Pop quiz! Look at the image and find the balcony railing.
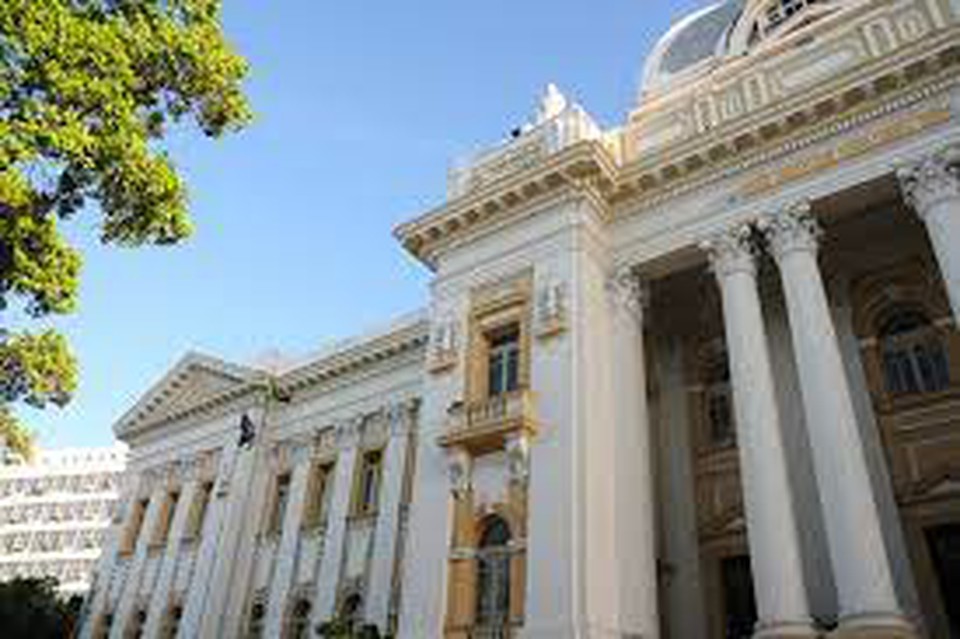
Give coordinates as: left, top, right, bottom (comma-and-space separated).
447, 106, 601, 199
438, 390, 537, 454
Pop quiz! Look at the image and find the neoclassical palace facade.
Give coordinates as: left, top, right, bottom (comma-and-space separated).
82, 0, 960, 637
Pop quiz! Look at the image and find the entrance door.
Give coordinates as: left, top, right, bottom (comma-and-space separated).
926, 524, 960, 639
720, 555, 757, 639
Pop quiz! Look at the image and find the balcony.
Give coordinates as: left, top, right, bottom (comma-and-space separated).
438, 390, 537, 455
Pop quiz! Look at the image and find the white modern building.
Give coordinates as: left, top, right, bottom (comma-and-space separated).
0, 445, 127, 595
83, 0, 960, 637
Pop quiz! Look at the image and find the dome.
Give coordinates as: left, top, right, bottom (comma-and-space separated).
640, 0, 745, 97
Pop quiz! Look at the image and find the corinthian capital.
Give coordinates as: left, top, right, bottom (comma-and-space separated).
700, 222, 757, 279
898, 147, 960, 217
760, 200, 822, 261
607, 265, 648, 323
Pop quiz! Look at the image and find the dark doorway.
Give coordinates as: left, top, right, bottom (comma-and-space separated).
721, 555, 758, 639
926, 524, 960, 639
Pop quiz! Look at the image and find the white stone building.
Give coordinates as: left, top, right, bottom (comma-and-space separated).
82, 1, 960, 637
0, 445, 126, 595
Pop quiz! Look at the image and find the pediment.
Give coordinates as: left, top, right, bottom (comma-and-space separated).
115, 352, 263, 437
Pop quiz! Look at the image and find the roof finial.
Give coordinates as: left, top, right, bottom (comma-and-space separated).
537, 83, 568, 124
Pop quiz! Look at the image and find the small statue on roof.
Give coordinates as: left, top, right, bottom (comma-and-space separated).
537, 83, 569, 124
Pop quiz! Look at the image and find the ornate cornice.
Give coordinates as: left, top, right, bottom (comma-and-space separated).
397, 14, 960, 267
394, 141, 618, 269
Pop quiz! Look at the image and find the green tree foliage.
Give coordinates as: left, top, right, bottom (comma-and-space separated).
0, 577, 81, 638
0, 0, 252, 452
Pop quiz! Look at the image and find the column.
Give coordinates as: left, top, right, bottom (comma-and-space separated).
111, 473, 167, 639
898, 145, 960, 324
143, 460, 201, 639
655, 336, 708, 639
313, 417, 361, 622
607, 267, 659, 638
762, 203, 915, 637
79, 472, 143, 639
178, 448, 231, 638
367, 401, 416, 631
701, 224, 815, 638
264, 440, 314, 637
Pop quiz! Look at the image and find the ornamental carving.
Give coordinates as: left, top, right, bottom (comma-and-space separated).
607, 266, 648, 324
505, 435, 531, 486
535, 279, 568, 339
898, 145, 960, 217
700, 223, 758, 279
388, 398, 420, 438
759, 200, 822, 260
446, 448, 472, 499
427, 317, 459, 374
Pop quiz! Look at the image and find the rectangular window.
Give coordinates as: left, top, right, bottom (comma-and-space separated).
353, 451, 383, 517
188, 481, 214, 539
303, 463, 334, 529
486, 324, 521, 397
269, 473, 292, 535
153, 491, 180, 547
121, 498, 149, 554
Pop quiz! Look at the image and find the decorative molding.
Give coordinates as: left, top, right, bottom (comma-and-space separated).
759, 200, 823, 260
742, 107, 952, 198
897, 143, 960, 216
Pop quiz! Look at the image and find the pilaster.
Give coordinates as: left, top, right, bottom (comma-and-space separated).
367, 400, 418, 632
313, 416, 362, 622
264, 439, 315, 638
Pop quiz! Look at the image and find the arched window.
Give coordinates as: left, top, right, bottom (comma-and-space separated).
287, 599, 311, 639
881, 309, 950, 395
475, 516, 512, 629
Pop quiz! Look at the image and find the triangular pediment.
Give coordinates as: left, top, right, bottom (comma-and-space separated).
115, 352, 264, 437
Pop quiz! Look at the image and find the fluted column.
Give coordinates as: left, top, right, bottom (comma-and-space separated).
313, 418, 361, 622
701, 225, 815, 638
607, 266, 659, 638
899, 146, 960, 325
143, 460, 201, 639
264, 439, 315, 637
367, 401, 417, 632
762, 203, 915, 638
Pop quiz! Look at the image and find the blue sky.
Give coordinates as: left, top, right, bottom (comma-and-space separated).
31, 0, 705, 448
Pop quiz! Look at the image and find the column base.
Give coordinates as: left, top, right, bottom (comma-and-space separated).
754, 620, 819, 639
830, 613, 919, 639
